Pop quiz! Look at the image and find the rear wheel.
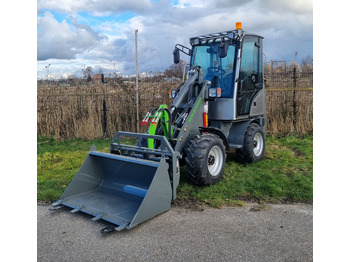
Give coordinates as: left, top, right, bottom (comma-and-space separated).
185, 133, 226, 186
236, 122, 265, 163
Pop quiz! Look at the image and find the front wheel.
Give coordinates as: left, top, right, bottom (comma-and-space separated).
236, 122, 265, 163
185, 133, 226, 186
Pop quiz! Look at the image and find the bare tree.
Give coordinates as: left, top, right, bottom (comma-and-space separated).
82, 66, 93, 82
165, 60, 187, 78
301, 56, 313, 73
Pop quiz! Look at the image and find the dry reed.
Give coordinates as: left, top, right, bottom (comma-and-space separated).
37, 72, 312, 140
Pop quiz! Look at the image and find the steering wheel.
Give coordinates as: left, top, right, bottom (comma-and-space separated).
207, 67, 225, 76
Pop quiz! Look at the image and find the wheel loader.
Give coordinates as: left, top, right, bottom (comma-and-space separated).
52, 22, 266, 233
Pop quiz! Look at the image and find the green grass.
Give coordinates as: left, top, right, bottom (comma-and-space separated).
178, 135, 313, 206
37, 135, 313, 206
37, 137, 111, 201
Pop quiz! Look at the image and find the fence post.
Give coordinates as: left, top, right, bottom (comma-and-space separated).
135, 29, 140, 133
102, 98, 107, 137
292, 67, 297, 133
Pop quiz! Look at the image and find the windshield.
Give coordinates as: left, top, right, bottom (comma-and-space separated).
191, 43, 236, 98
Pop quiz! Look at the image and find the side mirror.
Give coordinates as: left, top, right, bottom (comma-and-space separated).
219, 42, 229, 58
173, 48, 180, 64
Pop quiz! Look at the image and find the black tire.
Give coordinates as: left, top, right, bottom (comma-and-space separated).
236, 122, 265, 163
185, 133, 226, 186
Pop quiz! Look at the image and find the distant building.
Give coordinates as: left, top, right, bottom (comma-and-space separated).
92, 74, 107, 83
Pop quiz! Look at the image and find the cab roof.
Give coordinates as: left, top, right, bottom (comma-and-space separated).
190, 29, 263, 46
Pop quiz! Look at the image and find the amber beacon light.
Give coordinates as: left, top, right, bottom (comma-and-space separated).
236, 22, 242, 29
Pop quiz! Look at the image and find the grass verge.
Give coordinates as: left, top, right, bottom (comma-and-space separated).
37, 135, 312, 207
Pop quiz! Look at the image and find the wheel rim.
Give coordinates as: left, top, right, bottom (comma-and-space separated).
207, 145, 223, 177
253, 132, 264, 156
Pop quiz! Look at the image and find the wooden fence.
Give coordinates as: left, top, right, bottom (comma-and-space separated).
265, 69, 313, 135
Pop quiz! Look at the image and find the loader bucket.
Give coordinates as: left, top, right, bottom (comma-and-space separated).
55, 150, 173, 230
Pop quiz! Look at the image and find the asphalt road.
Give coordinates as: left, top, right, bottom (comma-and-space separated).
37, 202, 312, 261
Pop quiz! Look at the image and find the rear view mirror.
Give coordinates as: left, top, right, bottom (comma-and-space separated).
173, 48, 180, 64
219, 42, 229, 58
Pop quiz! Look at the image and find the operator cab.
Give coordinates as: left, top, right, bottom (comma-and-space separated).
173, 22, 265, 121
190, 40, 236, 98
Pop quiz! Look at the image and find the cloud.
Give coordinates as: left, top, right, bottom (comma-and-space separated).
37, 0, 154, 15
212, 0, 254, 9
263, 0, 313, 14
37, 11, 106, 60
37, 0, 313, 78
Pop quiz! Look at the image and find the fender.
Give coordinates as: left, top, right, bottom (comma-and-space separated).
205, 118, 264, 150
227, 119, 264, 149
199, 126, 230, 151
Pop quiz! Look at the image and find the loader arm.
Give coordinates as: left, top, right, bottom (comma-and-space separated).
173, 78, 211, 153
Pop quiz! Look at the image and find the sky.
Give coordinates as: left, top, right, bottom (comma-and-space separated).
37, 0, 313, 79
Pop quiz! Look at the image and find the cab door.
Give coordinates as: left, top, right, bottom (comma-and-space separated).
236, 35, 263, 117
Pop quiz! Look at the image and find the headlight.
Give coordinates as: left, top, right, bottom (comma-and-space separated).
209, 88, 217, 97
209, 88, 222, 98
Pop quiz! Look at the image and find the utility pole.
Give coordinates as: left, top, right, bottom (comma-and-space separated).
135, 29, 139, 133
45, 64, 51, 87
